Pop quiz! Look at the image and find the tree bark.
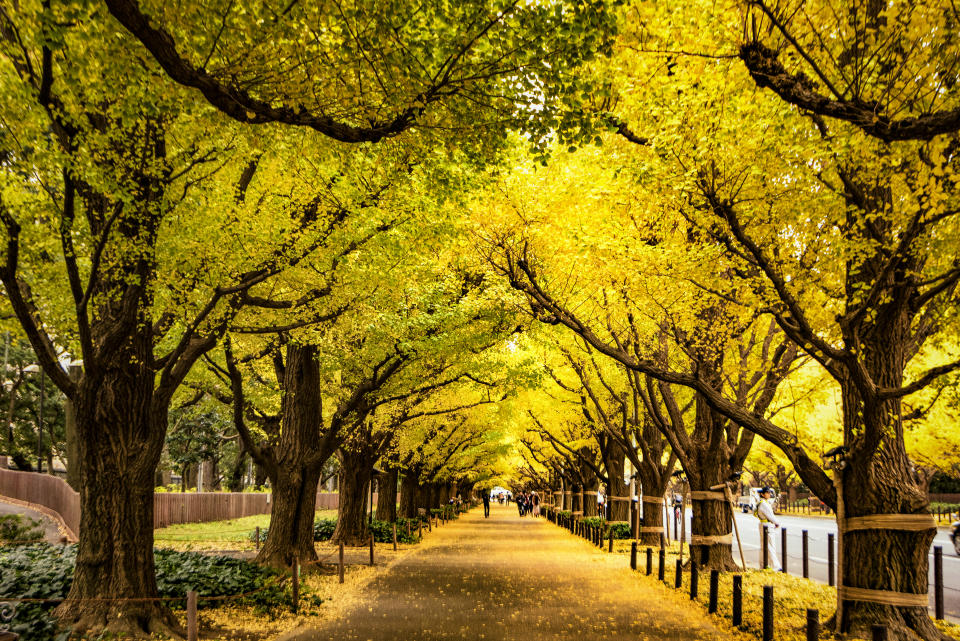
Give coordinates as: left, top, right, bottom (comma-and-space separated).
376, 467, 398, 522
604, 441, 629, 522
54, 367, 179, 637
254, 345, 330, 569
331, 448, 374, 545
399, 472, 421, 519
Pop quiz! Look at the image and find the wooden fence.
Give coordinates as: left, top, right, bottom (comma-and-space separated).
0, 467, 80, 540
0, 466, 391, 536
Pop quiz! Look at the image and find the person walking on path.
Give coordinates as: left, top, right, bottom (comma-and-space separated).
756, 487, 782, 571
482, 490, 491, 518
531, 491, 540, 517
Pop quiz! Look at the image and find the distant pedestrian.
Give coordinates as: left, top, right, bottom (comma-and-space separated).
532, 492, 541, 517
482, 491, 491, 518
756, 487, 782, 571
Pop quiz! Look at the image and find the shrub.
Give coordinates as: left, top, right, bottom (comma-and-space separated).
0, 544, 289, 641
579, 517, 631, 539
251, 516, 423, 544
0, 514, 44, 543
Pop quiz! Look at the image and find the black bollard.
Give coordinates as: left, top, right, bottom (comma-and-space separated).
827, 533, 835, 586
708, 569, 719, 614
631, 541, 638, 570
762, 585, 774, 641
658, 548, 666, 581
675, 559, 683, 588
690, 560, 699, 600
802, 530, 809, 578
806, 609, 819, 641
781, 527, 788, 573
762, 525, 769, 569
646, 547, 653, 575
935, 546, 944, 620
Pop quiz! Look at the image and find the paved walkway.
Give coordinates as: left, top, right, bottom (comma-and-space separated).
285, 504, 738, 641
0, 496, 64, 543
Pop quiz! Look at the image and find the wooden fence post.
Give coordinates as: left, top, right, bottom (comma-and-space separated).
732, 575, 743, 627
369, 534, 375, 566
630, 541, 637, 570
292, 558, 300, 614
675, 559, 683, 588
393, 522, 398, 551
658, 548, 665, 582
255, 526, 260, 552
338, 541, 345, 584
187, 589, 198, 641
762, 525, 769, 569
646, 547, 653, 575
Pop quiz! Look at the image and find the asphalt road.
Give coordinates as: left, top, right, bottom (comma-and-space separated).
669, 509, 959, 620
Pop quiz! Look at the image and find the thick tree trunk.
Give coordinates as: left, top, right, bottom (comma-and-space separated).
226, 447, 246, 492
399, 473, 421, 519
332, 449, 374, 545
833, 369, 945, 641
376, 467, 398, 522
54, 373, 178, 637
583, 476, 599, 517
638, 468, 670, 547
256, 466, 321, 568
684, 396, 740, 571
570, 483, 583, 516
255, 345, 330, 568
604, 443, 629, 522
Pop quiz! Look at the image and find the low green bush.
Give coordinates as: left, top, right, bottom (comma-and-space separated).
0, 514, 44, 543
251, 516, 423, 544
0, 544, 288, 641
579, 517, 631, 539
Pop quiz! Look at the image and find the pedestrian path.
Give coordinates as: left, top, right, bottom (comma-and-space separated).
284, 504, 741, 641
0, 496, 64, 543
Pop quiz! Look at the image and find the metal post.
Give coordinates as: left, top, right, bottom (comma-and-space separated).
935, 546, 944, 620
255, 526, 260, 552
658, 548, 665, 582
646, 547, 653, 575
708, 569, 719, 613
631, 541, 637, 570
338, 541, 345, 584
802, 530, 809, 578
827, 533, 835, 586
732, 575, 743, 627
675, 559, 682, 588
393, 522, 398, 551
608, 531, 613, 553
762, 585, 774, 641
369, 534, 375, 566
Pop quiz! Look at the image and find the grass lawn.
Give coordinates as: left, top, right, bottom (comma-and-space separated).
154, 510, 339, 552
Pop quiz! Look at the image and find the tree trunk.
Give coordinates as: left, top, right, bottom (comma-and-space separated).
570, 483, 583, 516
583, 475, 599, 517
331, 448, 374, 545
638, 468, 670, 547
255, 345, 331, 568
604, 442, 629, 522
256, 465, 321, 568
226, 447, 246, 492
687, 401, 740, 571
833, 368, 945, 640
376, 467, 398, 522
54, 372, 179, 638
399, 472, 421, 519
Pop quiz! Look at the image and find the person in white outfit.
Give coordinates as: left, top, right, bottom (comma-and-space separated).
756, 487, 782, 571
